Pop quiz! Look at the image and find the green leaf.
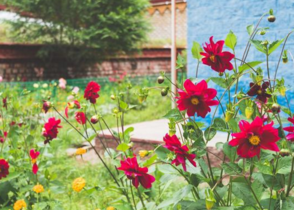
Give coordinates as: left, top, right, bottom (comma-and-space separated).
228, 118, 240, 133
213, 118, 227, 131
204, 127, 216, 141
155, 146, 170, 161
179, 200, 206, 209
277, 156, 292, 174
157, 185, 193, 209
143, 154, 158, 167
223, 142, 237, 162
268, 39, 284, 55
247, 25, 254, 36
221, 162, 242, 175
225, 30, 237, 50
86, 133, 97, 142
191, 41, 203, 60
255, 162, 273, 175
116, 143, 130, 152
163, 108, 183, 121
238, 61, 263, 72
250, 40, 266, 54
282, 197, 294, 210
119, 101, 128, 110
210, 77, 228, 88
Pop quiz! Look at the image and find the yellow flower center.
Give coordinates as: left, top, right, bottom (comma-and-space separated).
31, 159, 37, 164
210, 54, 216, 63
249, 135, 260, 146
257, 90, 262, 95
191, 97, 200, 105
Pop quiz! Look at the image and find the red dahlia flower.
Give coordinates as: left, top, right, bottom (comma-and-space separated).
163, 134, 196, 171
229, 116, 280, 158
283, 117, 294, 142
176, 79, 219, 117
65, 100, 81, 118
42, 117, 62, 144
200, 36, 235, 73
75, 112, 86, 125
42, 101, 51, 113
0, 159, 9, 179
247, 82, 271, 103
118, 156, 155, 189
84, 81, 100, 104
30, 149, 40, 174
0, 131, 7, 143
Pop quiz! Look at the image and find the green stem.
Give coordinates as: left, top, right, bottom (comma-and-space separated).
286, 156, 294, 197
137, 188, 147, 210
196, 60, 200, 78
130, 181, 137, 210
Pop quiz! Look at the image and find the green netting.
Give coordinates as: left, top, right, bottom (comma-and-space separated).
0, 72, 186, 101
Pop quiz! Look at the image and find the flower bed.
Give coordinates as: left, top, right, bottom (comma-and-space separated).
1, 9, 294, 210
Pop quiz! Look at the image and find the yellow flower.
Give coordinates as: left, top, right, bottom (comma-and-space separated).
13, 199, 27, 210
33, 184, 44, 194
76, 148, 87, 156
95, 209, 101, 210
72, 177, 86, 192
139, 150, 149, 158
106, 207, 115, 210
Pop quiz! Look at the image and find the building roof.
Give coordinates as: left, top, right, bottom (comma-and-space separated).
150, 0, 186, 5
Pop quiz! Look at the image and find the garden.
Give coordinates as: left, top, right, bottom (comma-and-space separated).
1, 1, 294, 210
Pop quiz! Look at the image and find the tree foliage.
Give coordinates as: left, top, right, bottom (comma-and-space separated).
2, 0, 150, 67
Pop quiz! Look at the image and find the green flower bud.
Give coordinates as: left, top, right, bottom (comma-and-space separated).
245, 107, 254, 119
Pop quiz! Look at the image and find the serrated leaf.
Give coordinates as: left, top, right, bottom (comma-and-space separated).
223, 142, 237, 162
277, 156, 292, 174
143, 154, 157, 167
221, 162, 242, 175
204, 127, 216, 141
250, 40, 266, 54
211, 77, 228, 88
163, 108, 183, 121
213, 118, 227, 131
239, 61, 263, 72
225, 30, 237, 50
269, 39, 284, 55
191, 41, 203, 60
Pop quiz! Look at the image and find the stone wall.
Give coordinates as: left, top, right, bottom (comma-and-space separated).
0, 44, 184, 81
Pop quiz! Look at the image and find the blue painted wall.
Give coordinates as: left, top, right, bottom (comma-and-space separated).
187, 0, 294, 84
187, 0, 294, 122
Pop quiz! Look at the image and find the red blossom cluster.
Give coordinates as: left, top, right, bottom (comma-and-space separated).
42, 117, 62, 144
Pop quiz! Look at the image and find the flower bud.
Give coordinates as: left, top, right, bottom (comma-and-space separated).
283, 57, 288, 64
219, 72, 224, 76
42, 101, 51, 113
260, 30, 266, 35
127, 142, 134, 148
205, 189, 216, 210
271, 103, 281, 113
279, 149, 290, 157
245, 107, 254, 119
157, 76, 164, 84
261, 40, 269, 46
161, 88, 168, 97
90, 115, 99, 124
110, 95, 116, 100
268, 15, 276, 22
225, 111, 234, 122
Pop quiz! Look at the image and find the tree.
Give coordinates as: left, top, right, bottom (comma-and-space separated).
2, 0, 150, 69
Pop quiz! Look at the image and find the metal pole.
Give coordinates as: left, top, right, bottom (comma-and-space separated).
171, 0, 177, 109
